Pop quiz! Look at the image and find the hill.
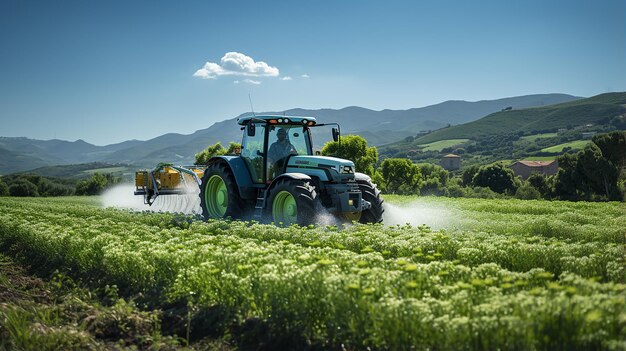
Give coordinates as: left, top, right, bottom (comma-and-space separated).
18, 162, 133, 179
410, 92, 626, 144
380, 92, 626, 168
0, 93, 581, 173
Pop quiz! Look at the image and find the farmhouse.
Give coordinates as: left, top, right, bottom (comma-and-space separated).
510, 160, 559, 179
440, 154, 461, 170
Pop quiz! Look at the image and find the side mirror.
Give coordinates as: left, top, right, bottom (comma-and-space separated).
246, 122, 256, 137
332, 127, 340, 142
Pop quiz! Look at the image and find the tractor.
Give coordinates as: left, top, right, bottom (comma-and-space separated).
135, 115, 384, 226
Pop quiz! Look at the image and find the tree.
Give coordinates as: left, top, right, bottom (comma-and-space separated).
577, 143, 621, 200
321, 135, 378, 175
379, 158, 421, 194
472, 163, 520, 194
515, 183, 542, 200
0, 179, 9, 196
592, 131, 626, 170
461, 165, 479, 187
75, 173, 108, 195
416, 163, 449, 195
8, 179, 39, 197
195, 142, 242, 165
526, 173, 549, 198
553, 153, 585, 200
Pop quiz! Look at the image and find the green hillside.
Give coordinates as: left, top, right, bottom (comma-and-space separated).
412, 92, 626, 144
16, 162, 133, 179
541, 140, 590, 153
418, 139, 469, 151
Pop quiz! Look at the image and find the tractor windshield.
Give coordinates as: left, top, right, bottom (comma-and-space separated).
267, 125, 311, 180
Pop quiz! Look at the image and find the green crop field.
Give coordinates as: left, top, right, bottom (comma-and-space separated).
0, 196, 624, 349
417, 139, 469, 151
519, 132, 558, 141
541, 140, 590, 153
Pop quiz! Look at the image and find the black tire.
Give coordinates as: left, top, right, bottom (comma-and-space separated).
357, 178, 384, 224
266, 178, 319, 226
199, 162, 245, 220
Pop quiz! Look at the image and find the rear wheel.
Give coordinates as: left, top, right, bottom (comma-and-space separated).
199, 162, 244, 220
357, 178, 384, 224
267, 178, 318, 226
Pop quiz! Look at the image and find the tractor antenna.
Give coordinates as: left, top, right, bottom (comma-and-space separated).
248, 93, 256, 116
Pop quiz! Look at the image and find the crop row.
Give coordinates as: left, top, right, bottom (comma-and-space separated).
0, 197, 624, 349
1, 198, 623, 283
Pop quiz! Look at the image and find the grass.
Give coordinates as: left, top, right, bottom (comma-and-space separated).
417, 138, 469, 151
541, 140, 590, 153
523, 156, 557, 161
519, 132, 558, 141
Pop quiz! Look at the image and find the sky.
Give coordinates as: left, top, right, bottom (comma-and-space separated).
0, 0, 624, 145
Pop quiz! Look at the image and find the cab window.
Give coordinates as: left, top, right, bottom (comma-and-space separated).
241, 124, 265, 183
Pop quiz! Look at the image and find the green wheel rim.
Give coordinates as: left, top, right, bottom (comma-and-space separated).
272, 190, 298, 226
205, 175, 228, 218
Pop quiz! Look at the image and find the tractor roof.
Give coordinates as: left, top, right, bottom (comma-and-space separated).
237, 115, 317, 126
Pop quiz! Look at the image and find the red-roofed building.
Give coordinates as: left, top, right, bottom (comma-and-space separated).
510, 160, 559, 179
440, 154, 461, 170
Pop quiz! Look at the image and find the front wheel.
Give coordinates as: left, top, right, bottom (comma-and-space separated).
357, 178, 384, 224
199, 162, 244, 220
267, 178, 318, 226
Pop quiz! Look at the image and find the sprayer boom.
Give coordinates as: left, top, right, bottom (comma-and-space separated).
134, 164, 204, 205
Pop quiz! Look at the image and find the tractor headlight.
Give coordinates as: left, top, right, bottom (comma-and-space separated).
284, 118, 290, 123
341, 165, 354, 174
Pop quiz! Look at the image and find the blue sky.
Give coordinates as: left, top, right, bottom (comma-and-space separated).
1, 0, 624, 145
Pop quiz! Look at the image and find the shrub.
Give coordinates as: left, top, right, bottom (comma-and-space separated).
472, 163, 520, 194
0, 179, 8, 196
8, 179, 39, 197
515, 183, 542, 200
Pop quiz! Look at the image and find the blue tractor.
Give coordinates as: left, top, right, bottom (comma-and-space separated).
199, 115, 384, 226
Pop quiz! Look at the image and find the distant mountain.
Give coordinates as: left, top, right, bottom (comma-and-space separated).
0, 93, 582, 174
408, 92, 626, 145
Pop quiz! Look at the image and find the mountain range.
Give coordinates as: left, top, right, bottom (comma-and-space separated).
0, 93, 582, 174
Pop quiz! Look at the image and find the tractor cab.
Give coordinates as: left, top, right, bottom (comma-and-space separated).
238, 116, 316, 183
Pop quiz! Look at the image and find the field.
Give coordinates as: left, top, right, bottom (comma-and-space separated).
519, 132, 558, 141
0, 196, 624, 349
417, 139, 469, 151
522, 156, 557, 161
541, 140, 590, 153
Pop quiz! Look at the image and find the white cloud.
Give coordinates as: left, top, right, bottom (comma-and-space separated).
243, 79, 261, 85
301, 74, 310, 78
233, 80, 240, 84
193, 52, 279, 79
280, 76, 292, 81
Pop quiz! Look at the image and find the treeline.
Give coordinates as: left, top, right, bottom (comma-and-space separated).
323, 131, 626, 202
0, 173, 121, 197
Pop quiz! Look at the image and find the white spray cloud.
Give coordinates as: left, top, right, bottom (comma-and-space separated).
193, 52, 279, 79
100, 184, 201, 215
382, 200, 459, 230
280, 76, 292, 81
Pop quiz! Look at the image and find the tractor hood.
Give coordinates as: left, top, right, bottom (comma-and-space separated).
285, 155, 355, 182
